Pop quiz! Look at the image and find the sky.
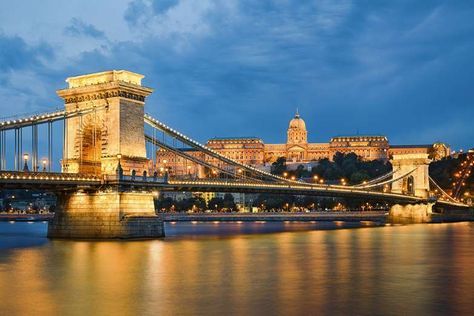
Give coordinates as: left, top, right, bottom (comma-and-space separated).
0, 0, 473, 150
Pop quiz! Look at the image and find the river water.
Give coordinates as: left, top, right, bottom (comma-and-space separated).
1, 221, 474, 315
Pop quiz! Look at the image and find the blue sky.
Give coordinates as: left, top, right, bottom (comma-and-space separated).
0, 0, 473, 150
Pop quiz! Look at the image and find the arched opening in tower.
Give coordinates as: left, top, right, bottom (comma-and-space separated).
77, 121, 104, 175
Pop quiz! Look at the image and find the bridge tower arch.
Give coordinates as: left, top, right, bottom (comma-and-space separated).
390, 153, 431, 199
57, 70, 153, 176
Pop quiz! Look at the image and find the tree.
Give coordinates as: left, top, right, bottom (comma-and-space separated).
208, 197, 224, 211
271, 157, 287, 175
295, 164, 310, 179
222, 193, 236, 211
155, 197, 174, 212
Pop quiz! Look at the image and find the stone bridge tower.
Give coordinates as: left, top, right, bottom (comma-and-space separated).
389, 153, 434, 223
48, 70, 163, 239
57, 70, 153, 176
390, 153, 432, 198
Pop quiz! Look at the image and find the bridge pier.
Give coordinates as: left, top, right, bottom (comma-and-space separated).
47, 191, 164, 239
388, 203, 434, 223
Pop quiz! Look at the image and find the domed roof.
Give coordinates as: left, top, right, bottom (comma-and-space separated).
288, 110, 306, 130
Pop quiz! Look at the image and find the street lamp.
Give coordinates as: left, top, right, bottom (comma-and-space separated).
116, 154, 123, 178
42, 159, 47, 172
283, 172, 288, 178
23, 154, 29, 172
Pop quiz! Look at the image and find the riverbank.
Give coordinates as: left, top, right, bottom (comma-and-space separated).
0, 214, 53, 222
1, 210, 473, 224
162, 211, 388, 222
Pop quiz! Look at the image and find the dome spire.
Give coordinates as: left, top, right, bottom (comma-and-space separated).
295, 107, 300, 118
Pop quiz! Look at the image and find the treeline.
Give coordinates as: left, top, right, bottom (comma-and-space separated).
271, 152, 391, 184
155, 193, 237, 212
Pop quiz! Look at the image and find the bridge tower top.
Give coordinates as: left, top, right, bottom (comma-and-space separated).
58, 70, 153, 176
64, 70, 145, 88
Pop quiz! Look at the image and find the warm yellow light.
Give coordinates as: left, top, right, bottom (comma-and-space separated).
117, 154, 122, 159
23, 153, 29, 160
313, 175, 319, 180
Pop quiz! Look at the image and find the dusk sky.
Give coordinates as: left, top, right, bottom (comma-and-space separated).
0, 1, 473, 150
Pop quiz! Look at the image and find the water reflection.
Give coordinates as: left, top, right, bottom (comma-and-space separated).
0, 222, 473, 315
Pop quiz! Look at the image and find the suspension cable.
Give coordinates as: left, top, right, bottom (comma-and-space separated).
145, 134, 258, 182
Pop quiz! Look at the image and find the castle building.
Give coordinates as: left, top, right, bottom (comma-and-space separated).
156, 111, 450, 176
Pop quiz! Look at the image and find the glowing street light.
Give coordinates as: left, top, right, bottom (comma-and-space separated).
42, 159, 47, 172
23, 154, 29, 172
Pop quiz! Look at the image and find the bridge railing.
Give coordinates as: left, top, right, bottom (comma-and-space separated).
0, 171, 101, 182
103, 174, 167, 183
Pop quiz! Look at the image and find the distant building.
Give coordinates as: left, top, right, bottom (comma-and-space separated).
156, 111, 450, 175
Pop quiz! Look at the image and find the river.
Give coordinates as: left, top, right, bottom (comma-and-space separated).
1, 221, 473, 315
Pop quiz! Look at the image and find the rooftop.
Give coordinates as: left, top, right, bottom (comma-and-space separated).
331, 135, 388, 141
390, 144, 432, 148
208, 137, 262, 141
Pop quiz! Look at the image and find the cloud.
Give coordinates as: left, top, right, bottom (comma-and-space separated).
0, 33, 54, 72
0, 0, 472, 151
64, 18, 106, 39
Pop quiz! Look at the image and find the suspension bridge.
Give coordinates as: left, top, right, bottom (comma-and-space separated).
0, 70, 469, 238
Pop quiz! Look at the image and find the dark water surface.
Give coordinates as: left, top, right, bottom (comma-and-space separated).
1, 221, 474, 315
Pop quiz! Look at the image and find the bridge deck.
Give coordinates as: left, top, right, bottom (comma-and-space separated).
0, 171, 468, 208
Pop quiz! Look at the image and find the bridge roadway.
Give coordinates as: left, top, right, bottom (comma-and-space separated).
0, 171, 468, 208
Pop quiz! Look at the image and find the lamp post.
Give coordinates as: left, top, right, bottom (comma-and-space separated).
116, 154, 123, 179
42, 159, 47, 172
23, 154, 29, 172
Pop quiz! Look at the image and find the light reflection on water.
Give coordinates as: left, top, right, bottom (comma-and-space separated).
1, 222, 474, 315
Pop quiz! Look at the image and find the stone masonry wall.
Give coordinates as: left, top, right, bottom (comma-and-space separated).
48, 191, 164, 239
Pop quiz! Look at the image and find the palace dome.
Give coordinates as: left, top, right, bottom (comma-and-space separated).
288, 111, 306, 130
